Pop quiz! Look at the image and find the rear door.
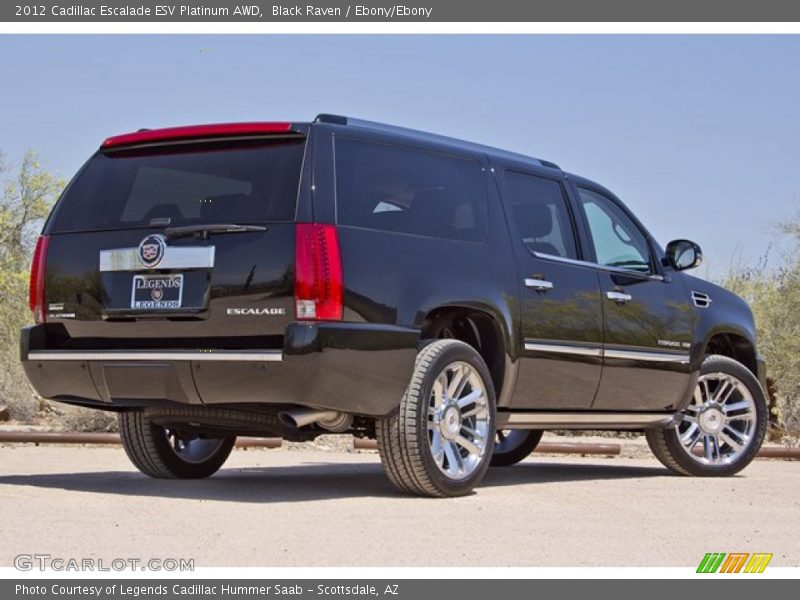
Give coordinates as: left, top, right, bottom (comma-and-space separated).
496, 164, 604, 409
42, 132, 308, 350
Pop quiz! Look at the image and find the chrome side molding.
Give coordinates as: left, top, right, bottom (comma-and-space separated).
531, 251, 666, 281
497, 411, 679, 430
27, 349, 283, 362
523, 342, 603, 358
604, 348, 690, 364
524, 340, 690, 364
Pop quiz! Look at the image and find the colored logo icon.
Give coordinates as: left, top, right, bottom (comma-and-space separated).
697, 552, 773, 573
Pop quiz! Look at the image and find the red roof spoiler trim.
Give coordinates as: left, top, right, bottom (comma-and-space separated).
102, 122, 296, 148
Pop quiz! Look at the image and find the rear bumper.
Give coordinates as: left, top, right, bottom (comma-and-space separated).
21, 322, 419, 417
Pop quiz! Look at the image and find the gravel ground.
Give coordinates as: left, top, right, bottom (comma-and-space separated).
0, 440, 797, 568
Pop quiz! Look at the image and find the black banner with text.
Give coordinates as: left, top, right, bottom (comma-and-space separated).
4, 0, 800, 22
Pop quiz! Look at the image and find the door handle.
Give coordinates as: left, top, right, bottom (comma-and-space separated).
525, 278, 554, 292
606, 291, 632, 304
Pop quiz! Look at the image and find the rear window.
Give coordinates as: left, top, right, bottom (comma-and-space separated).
50, 139, 305, 233
335, 137, 487, 242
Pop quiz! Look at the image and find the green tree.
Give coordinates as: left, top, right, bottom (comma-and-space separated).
0, 151, 64, 419
0, 151, 63, 267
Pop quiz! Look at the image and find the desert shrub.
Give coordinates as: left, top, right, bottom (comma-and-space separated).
56, 405, 119, 433
723, 209, 800, 440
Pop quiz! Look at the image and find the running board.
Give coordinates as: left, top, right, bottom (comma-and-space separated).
496, 412, 679, 430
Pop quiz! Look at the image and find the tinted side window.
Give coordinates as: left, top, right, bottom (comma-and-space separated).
503, 171, 577, 259
577, 187, 652, 273
335, 138, 487, 242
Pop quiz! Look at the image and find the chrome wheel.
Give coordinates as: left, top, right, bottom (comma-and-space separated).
165, 429, 226, 464
427, 361, 491, 480
676, 372, 757, 465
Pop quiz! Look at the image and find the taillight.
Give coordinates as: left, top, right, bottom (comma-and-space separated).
294, 223, 343, 321
29, 235, 50, 324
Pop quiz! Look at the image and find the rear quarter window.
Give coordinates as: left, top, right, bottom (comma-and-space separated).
49, 139, 305, 233
334, 137, 488, 242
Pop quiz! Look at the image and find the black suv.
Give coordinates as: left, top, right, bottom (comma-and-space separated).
21, 115, 768, 497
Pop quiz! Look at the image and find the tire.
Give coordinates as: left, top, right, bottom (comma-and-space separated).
491, 430, 543, 467
376, 339, 496, 497
118, 410, 235, 479
646, 354, 767, 477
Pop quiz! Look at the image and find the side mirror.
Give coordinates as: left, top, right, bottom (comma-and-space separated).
664, 239, 703, 271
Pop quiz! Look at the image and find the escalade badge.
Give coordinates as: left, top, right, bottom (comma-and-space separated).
138, 234, 167, 268
227, 307, 287, 316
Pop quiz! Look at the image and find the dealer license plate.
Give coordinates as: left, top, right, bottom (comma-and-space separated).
131, 274, 183, 310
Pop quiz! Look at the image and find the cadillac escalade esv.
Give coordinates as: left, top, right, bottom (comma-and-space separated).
21, 115, 768, 497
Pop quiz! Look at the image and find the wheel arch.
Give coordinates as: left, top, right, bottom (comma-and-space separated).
702, 328, 758, 376
418, 303, 517, 408
673, 322, 760, 412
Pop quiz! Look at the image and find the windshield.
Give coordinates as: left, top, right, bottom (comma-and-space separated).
49, 138, 305, 233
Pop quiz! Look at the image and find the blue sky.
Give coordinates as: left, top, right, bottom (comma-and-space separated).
1, 35, 798, 276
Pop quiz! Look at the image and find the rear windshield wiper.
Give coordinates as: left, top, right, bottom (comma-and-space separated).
164, 223, 268, 240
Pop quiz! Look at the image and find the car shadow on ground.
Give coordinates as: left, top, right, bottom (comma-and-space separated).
0, 459, 669, 504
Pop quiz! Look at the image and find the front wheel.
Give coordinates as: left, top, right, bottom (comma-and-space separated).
118, 411, 235, 479
491, 430, 543, 467
646, 354, 767, 477
376, 339, 496, 497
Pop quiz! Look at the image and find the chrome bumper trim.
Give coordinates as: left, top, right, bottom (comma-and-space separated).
27, 350, 283, 362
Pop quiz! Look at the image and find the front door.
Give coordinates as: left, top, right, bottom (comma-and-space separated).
573, 185, 695, 410
498, 167, 604, 409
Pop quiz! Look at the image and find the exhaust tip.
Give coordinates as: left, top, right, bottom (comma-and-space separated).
278, 408, 351, 431
278, 412, 299, 429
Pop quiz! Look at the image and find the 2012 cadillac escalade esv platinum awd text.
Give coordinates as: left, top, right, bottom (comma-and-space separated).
21, 115, 768, 497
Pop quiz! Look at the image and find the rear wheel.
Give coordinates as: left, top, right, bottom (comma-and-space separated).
376, 339, 496, 497
646, 355, 767, 477
118, 410, 235, 479
491, 430, 543, 467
